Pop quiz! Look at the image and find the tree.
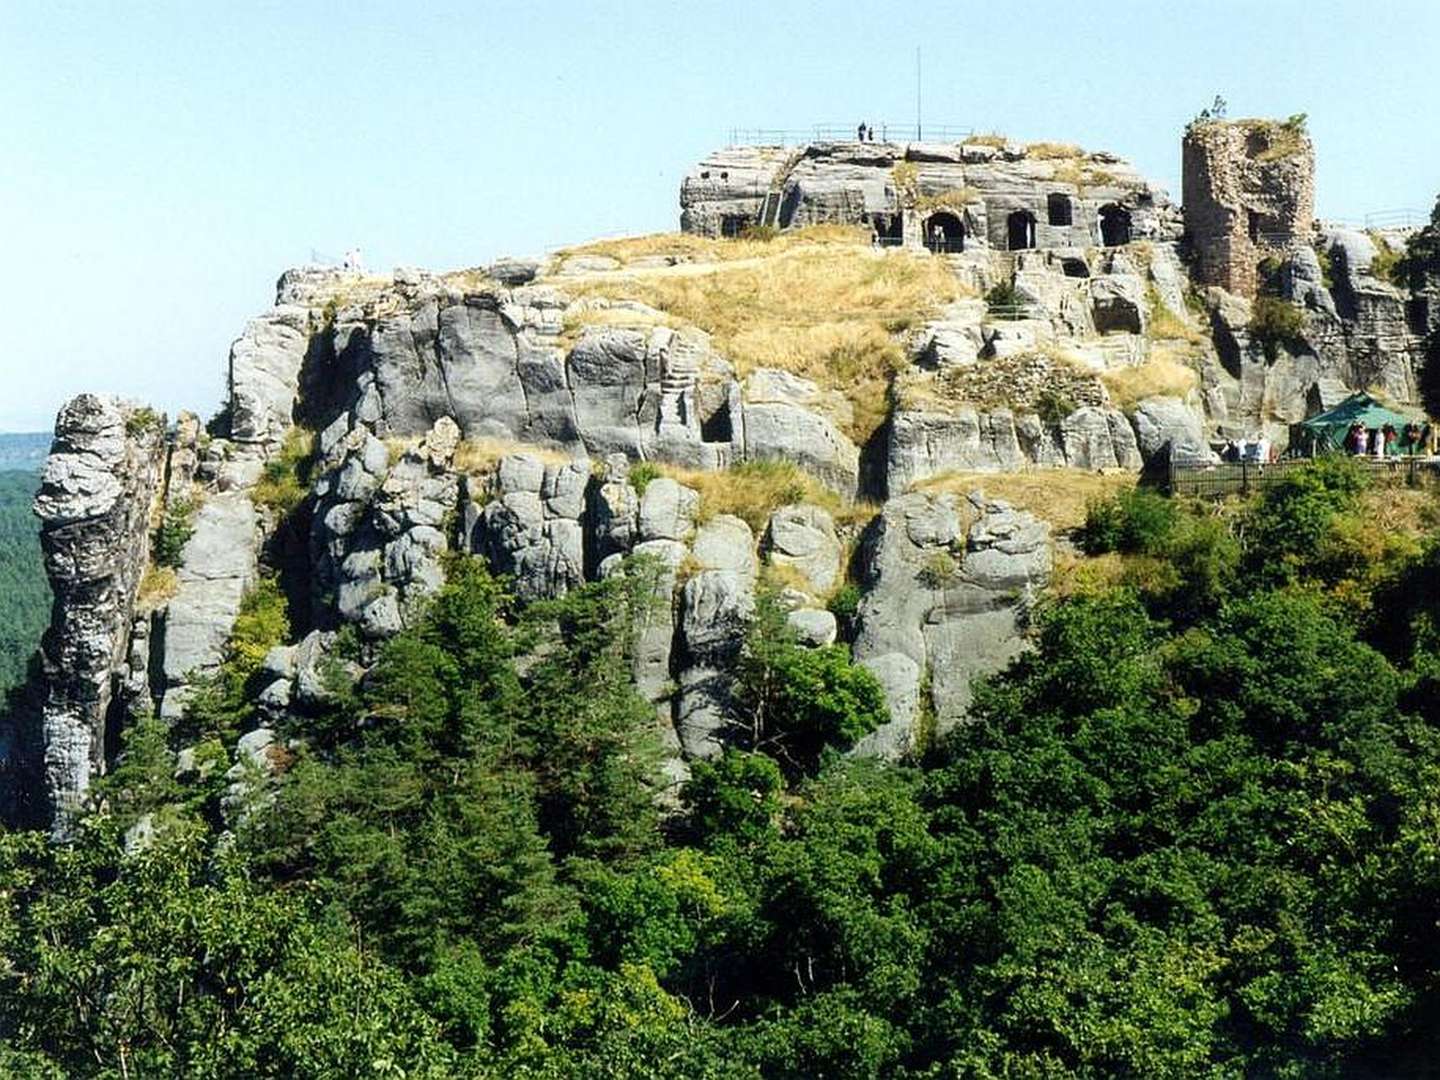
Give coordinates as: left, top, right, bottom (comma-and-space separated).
735, 590, 887, 777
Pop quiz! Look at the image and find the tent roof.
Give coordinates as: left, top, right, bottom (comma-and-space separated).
1299, 392, 1414, 432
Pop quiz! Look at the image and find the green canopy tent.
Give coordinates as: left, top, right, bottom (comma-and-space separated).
1297, 393, 1416, 455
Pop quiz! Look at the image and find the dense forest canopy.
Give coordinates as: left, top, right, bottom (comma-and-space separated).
3, 459, 1440, 1077
0, 469, 48, 696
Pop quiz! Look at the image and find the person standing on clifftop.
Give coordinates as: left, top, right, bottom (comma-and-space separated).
857, 122, 865, 141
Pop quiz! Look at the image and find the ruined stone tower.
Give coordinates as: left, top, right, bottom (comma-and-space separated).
1182, 117, 1315, 298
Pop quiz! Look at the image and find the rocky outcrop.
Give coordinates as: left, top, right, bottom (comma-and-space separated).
312, 418, 462, 638
20, 138, 1435, 835
741, 369, 858, 495
764, 504, 842, 597
27, 396, 166, 829
1132, 396, 1209, 463
851, 491, 1051, 758
467, 451, 590, 603
229, 306, 313, 449
885, 400, 1140, 493
676, 515, 758, 759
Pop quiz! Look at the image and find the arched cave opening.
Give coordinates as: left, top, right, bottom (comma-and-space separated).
923, 211, 965, 253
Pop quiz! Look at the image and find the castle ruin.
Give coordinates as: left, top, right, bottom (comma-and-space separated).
680, 138, 1181, 253
1182, 117, 1316, 298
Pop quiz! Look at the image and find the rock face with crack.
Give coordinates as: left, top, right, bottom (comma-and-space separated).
851, 491, 1051, 759
158, 492, 261, 718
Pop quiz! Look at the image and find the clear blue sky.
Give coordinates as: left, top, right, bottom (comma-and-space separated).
2, 0, 1436, 432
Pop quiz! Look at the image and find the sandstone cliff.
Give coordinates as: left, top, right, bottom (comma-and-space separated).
12, 129, 1440, 830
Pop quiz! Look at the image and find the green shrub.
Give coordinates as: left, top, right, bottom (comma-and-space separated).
1033, 388, 1078, 426
1248, 295, 1306, 361
180, 575, 290, 742
252, 427, 315, 515
125, 407, 164, 438
1394, 212, 1440, 291
681, 749, 784, 848
736, 590, 887, 775
827, 582, 862, 625
1243, 456, 1366, 585
152, 499, 196, 568
1368, 234, 1401, 285
985, 281, 1025, 317
627, 461, 661, 496
1081, 488, 1179, 556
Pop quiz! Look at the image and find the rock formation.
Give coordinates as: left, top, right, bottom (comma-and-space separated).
13, 122, 1440, 831
23, 397, 166, 830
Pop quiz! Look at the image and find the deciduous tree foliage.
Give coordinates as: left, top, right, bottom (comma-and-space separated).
3, 469, 1440, 1077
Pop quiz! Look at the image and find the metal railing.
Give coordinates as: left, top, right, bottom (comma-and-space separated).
984, 303, 1038, 322
1365, 208, 1430, 230
728, 123, 973, 146
1167, 455, 1440, 498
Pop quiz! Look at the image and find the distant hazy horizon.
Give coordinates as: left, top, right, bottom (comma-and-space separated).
4, 0, 1439, 431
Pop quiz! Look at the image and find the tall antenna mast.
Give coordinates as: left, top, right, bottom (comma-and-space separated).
915, 46, 922, 141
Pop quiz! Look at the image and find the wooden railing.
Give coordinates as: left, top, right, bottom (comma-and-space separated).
1167, 456, 1440, 498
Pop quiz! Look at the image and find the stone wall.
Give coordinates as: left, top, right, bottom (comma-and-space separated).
1182, 119, 1315, 298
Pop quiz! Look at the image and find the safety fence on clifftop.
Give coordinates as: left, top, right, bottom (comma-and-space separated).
1166, 456, 1440, 498
727, 124, 974, 146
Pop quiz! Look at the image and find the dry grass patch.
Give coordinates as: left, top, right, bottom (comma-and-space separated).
1356, 485, 1440, 537
1049, 549, 1131, 598
1050, 161, 1119, 190
657, 459, 877, 535
966, 133, 1008, 148
558, 225, 868, 269
760, 559, 820, 597
452, 438, 575, 478
1100, 351, 1200, 411
559, 305, 679, 352
1148, 289, 1208, 345
568, 241, 967, 444
912, 468, 1139, 533
1026, 141, 1084, 160
252, 427, 316, 516
137, 566, 179, 610
915, 186, 982, 214
441, 268, 499, 293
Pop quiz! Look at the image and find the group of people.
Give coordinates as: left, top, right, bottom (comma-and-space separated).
1220, 437, 1274, 464
855, 122, 879, 142
1344, 420, 1436, 457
